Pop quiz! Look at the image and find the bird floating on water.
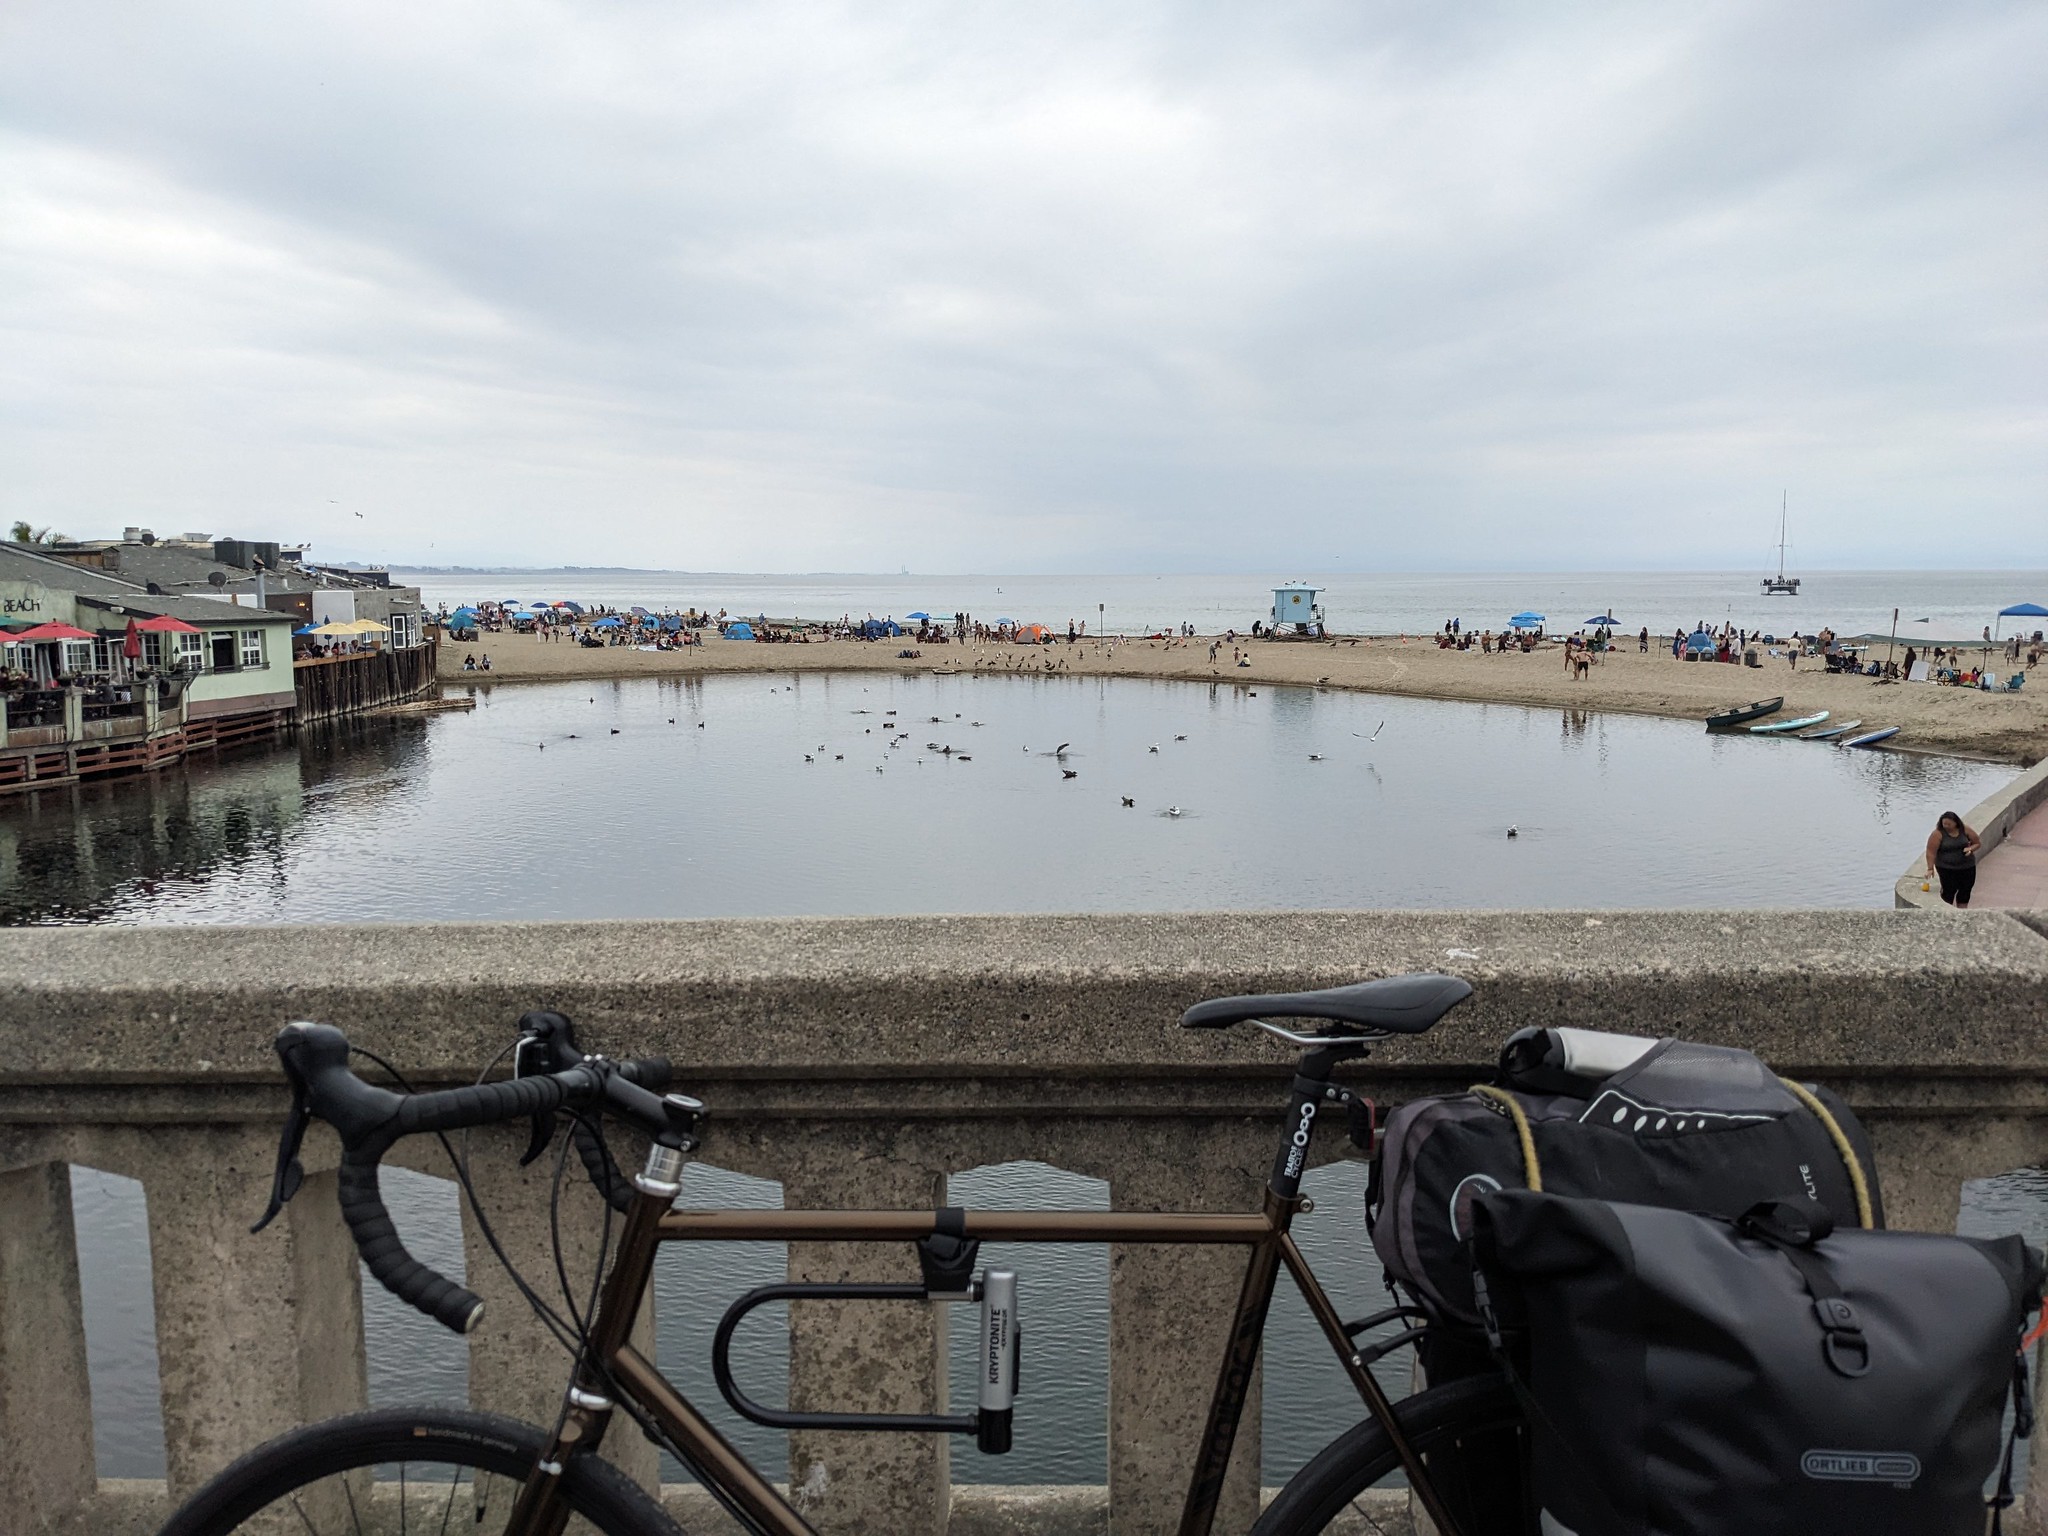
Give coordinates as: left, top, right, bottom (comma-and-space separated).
1507, 825, 1519, 839
1308, 754, 1323, 761
610, 729, 620, 735
1061, 768, 1078, 779
1121, 796, 1135, 807
1148, 743, 1160, 753
1166, 806, 1184, 817
1174, 734, 1187, 741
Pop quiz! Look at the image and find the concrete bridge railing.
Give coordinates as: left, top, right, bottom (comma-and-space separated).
5, 909, 2048, 1535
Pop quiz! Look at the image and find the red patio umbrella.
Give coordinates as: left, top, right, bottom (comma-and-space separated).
11, 622, 96, 641
123, 619, 142, 660
135, 614, 203, 633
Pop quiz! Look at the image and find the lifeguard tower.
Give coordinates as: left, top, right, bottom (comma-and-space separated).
1270, 583, 1325, 637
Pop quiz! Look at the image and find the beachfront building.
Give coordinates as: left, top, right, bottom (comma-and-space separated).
1270, 583, 1326, 637
0, 542, 300, 789
40, 531, 428, 650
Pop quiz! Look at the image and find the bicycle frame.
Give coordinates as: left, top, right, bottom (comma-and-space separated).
501, 1041, 1462, 1536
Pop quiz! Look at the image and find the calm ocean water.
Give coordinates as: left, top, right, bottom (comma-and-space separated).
401, 568, 2048, 646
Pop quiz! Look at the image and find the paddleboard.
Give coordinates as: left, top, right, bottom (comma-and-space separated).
1839, 726, 1900, 748
1751, 710, 1829, 734
1800, 720, 1861, 740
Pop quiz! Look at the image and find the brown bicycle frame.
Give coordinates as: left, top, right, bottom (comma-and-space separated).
502, 1050, 1464, 1536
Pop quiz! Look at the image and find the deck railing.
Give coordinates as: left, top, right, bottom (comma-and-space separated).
4, 910, 2048, 1534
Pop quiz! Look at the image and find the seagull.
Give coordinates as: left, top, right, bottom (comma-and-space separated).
1352, 721, 1385, 742
804, 754, 814, 762
1507, 825, 1519, 839
1308, 754, 1323, 761
1121, 796, 1135, 807
1174, 734, 1187, 741
956, 754, 971, 761
1055, 741, 1071, 756
1148, 743, 1160, 753
835, 754, 844, 760
1166, 805, 1183, 817
610, 728, 620, 735
1062, 768, 1078, 779
668, 718, 675, 724
696, 722, 705, 728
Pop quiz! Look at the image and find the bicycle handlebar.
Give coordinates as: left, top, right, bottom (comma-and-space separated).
269, 1019, 682, 1335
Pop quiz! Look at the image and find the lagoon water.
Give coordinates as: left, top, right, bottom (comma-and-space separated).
21, 672, 2021, 1485
0, 672, 2011, 924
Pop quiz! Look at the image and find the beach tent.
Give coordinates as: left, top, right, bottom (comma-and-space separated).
660, 615, 685, 631
1583, 615, 1619, 626
724, 621, 756, 640
1684, 630, 1715, 656
1996, 602, 2048, 640
559, 601, 585, 614
1016, 624, 1051, 643
858, 619, 901, 639
1508, 612, 1545, 629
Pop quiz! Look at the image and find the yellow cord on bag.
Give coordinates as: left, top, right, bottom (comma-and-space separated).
1777, 1076, 1876, 1229
1471, 1084, 1543, 1191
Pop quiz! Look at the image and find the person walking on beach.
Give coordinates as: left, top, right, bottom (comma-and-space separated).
1924, 811, 1982, 907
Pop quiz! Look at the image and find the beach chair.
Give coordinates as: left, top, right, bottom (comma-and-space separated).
2005, 672, 2025, 692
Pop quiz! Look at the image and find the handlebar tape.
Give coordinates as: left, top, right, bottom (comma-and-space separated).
278, 1022, 674, 1336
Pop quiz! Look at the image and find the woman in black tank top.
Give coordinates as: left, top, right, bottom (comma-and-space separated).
1924, 811, 1982, 907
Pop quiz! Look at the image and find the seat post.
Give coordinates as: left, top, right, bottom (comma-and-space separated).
1266, 1042, 1362, 1204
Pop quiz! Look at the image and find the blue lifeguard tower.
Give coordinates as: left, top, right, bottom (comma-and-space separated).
1270, 583, 1325, 637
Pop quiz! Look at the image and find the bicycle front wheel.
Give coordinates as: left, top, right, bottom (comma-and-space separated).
1252, 1373, 1528, 1536
159, 1405, 684, 1536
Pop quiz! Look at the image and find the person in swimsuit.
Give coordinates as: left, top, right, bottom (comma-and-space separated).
1924, 811, 1982, 907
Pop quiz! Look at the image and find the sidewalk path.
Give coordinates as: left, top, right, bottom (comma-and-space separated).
1973, 799, 2048, 907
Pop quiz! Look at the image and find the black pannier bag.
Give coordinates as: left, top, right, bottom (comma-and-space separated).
1369, 1028, 1882, 1331
1472, 1190, 2042, 1536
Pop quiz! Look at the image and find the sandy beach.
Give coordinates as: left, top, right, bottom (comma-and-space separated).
439, 632, 2048, 764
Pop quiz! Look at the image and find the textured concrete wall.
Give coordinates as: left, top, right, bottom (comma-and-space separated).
4, 909, 2048, 1534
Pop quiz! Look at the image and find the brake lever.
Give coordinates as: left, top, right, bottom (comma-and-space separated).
513, 1027, 562, 1166
252, 1073, 312, 1234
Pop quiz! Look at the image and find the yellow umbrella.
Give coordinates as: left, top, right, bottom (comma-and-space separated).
308, 622, 355, 636
344, 618, 390, 633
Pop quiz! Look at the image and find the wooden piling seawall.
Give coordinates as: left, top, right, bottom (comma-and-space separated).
293, 638, 439, 724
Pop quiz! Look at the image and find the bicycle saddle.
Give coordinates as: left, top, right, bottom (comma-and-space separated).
1180, 973, 1473, 1034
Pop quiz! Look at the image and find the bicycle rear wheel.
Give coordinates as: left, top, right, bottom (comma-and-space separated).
159, 1405, 684, 1536
1251, 1373, 1529, 1536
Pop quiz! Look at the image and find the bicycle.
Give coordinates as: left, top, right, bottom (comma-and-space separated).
160, 974, 1527, 1536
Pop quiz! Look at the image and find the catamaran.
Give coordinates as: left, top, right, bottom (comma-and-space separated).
1762, 492, 1800, 595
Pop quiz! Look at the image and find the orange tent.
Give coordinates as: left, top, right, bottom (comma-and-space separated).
1015, 624, 1050, 643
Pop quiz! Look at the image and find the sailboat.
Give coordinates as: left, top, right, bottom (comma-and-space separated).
1762, 493, 1800, 595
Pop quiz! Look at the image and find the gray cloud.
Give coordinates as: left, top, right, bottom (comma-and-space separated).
1, 0, 2042, 571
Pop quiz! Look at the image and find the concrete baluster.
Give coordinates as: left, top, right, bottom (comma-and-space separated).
782, 1134, 950, 1536
140, 1137, 368, 1500
452, 1127, 659, 1490
0, 1162, 98, 1526
1106, 1124, 1269, 1536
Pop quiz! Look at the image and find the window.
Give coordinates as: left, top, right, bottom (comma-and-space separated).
240, 629, 266, 669
387, 611, 417, 649
209, 631, 238, 671
176, 632, 205, 672
62, 640, 94, 675
92, 637, 113, 672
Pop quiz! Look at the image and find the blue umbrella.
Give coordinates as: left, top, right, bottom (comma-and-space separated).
1509, 612, 1546, 628
1998, 602, 2047, 617
1583, 615, 1618, 626
993, 617, 1016, 625
294, 624, 319, 636
591, 616, 623, 628
559, 601, 584, 614
906, 612, 931, 621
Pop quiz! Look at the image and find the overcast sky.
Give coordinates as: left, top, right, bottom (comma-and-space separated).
2, 2, 2042, 573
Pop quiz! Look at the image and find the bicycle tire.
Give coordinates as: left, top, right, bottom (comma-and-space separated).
1251, 1373, 1528, 1536
158, 1404, 686, 1536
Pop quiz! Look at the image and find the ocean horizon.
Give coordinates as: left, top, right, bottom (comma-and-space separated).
397, 567, 2048, 649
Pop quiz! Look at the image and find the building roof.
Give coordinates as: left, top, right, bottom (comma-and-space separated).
0, 542, 293, 628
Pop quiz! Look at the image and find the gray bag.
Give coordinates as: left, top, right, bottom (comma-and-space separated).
1370, 1033, 1882, 1331
1473, 1190, 2042, 1536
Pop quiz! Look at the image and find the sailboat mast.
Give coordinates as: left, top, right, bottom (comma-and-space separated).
1777, 491, 1787, 579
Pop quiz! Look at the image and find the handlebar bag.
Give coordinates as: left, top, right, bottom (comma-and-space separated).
1369, 1034, 1882, 1331
1472, 1189, 2042, 1536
